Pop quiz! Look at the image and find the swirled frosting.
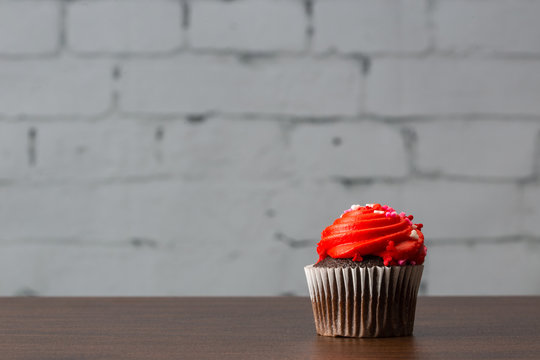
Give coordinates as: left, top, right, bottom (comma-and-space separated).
317, 203, 426, 266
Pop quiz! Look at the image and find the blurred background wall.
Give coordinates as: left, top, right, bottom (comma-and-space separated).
0, 0, 539, 296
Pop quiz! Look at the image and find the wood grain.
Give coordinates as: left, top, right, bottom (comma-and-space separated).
0, 297, 538, 359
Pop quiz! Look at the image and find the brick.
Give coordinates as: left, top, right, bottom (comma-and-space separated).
0, 58, 112, 117
0, 123, 31, 179
27, 120, 163, 180
413, 120, 539, 178
435, 0, 540, 54
290, 122, 407, 179
366, 58, 540, 116
0, 1, 59, 55
0, 184, 95, 240
120, 56, 362, 116
522, 185, 540, 237
190, 0, 305, 52
424, 242, 540, 295
399, 181, 520, 240
156, 117, 292, 181
67, 0, 182, 53
26, 121, 145, 180
313, 0, 429, 53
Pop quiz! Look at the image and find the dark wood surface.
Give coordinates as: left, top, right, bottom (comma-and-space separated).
0, 297, 538, 359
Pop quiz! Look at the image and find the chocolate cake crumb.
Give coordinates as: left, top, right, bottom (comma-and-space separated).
314, 256, 384, 268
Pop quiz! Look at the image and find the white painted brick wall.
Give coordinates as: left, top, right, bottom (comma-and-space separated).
89, 180, 275, 244
523, 185, 540, 237
398, 181, 521, 241
413, 120, 540, 178
0, 58, 112, 117
424, 242, 540, 295
0, 123, 31, 179
290, 122, 407, 179
120, 56, 362, 116
1, 0, 540, 296
0, 184, 95, 240
434, 0, 540, 54
0, 0, 60, 55
0, 240, 292, 296
0, 244, 173, 296
190, 0, 306, 52
314, 0, 429, 53
366, 58, 540, 116
67, 0, 182, 53
156, 117, 292, 181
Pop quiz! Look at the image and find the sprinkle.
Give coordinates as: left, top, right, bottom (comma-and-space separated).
412, 224, 417, 229
398, 259, 407, 266
405, 218, 412, 225
352, 253, 363, 262
374, 210, 385, 214
365, 203, 374, 207
385, 212, 391, 218
399, 212, 406, 218
381, 205, 388, 210
350, 204, 361, 210
410, 229, 419, 240
390, 211, 398, 218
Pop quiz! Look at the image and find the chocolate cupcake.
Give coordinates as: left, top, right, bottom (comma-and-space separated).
304, 203, 427, 338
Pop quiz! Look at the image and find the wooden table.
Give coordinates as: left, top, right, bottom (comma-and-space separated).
0, 297, 538, 359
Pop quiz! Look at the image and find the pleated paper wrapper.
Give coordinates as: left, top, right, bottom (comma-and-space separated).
304, 264, 423, 338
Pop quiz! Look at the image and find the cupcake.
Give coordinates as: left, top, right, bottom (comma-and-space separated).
304, 203, 427, 338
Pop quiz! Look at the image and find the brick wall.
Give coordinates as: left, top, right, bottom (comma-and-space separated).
1, 0, 540, 296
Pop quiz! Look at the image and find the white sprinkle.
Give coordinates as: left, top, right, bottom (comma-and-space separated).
350, 204, 361, 210
412, 224, 417, 230
365, 203, 374, 207
410, 230, 419, 240
374, 210, 385, 214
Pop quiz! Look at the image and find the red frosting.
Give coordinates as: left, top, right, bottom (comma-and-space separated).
317, 204, 426, 266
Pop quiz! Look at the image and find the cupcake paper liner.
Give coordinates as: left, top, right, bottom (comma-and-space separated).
304, 264, 423, 338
